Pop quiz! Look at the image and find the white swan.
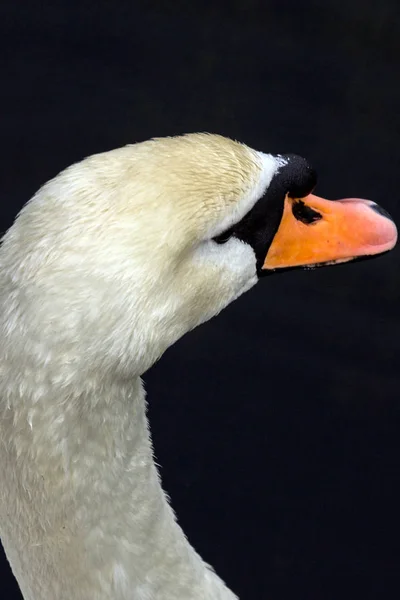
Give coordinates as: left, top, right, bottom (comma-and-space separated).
0, 134, 397, 600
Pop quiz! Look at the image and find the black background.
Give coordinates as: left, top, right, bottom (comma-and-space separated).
1, 1, 400, 599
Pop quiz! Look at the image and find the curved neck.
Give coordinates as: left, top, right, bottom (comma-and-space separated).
0, 374, 237, 600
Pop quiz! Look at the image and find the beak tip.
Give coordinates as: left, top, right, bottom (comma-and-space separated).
368, 201, 398, 252
339, 198, 398, 254
369, 202, 394, 221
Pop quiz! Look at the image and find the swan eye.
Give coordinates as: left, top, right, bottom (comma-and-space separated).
212, 226, 235, 244
292, 200, 322, 224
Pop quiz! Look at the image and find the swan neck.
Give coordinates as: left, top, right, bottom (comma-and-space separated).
0, 375, 236, 599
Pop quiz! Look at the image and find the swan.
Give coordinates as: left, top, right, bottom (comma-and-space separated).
0, 133, 397, 600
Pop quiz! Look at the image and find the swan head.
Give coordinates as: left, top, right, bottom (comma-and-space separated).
1, 133, 396, 379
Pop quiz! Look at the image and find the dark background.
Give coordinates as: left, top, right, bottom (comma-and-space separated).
1, 1, 400, 598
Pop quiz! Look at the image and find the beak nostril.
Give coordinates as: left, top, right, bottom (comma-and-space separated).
370, 203, 393, 221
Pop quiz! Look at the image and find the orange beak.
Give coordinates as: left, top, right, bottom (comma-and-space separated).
263, 194, 398, 271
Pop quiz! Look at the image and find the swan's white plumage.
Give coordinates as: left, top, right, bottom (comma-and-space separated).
0, 134, 283, 599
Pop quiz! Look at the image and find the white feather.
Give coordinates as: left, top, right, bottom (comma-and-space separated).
0, 134, 279, 599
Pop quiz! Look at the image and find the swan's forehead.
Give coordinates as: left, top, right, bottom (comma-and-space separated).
143, 134, 260, 198
109, 134, 267, 240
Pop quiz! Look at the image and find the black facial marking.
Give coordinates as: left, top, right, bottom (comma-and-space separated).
292, 200, 322, 224
283, 154, 317, 199
370, 202, 393, 220
213, 154, 317, 276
